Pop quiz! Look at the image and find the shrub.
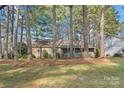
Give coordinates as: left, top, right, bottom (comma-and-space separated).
43, 50, 49, 58
22, 54, 27, 58
113, 53, 123, 57
16, 53, 35, 59
95, 48, 100, 58
17, 53, 23, 58
7, 53, 14, 59
106, 54, 110, 57
1, 54, 4, 59
32, 54, 36, 58
17, 42, 27, 55
42, 50, 52, 59
56, 52, 61, 59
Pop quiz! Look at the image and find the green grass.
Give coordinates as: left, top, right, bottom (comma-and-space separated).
0, 57, 124, 88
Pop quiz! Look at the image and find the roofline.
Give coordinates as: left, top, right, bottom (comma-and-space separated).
32, 46, 95, 48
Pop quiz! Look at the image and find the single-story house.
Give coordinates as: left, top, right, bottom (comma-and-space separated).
32, 39, 95, 58
105, 35, 124, 56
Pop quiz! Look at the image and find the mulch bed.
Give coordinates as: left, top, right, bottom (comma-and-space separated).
0, 60, 14, 64
0, 58, 113, 68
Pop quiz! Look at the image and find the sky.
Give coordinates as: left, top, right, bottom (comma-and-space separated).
113, 5, 124, 22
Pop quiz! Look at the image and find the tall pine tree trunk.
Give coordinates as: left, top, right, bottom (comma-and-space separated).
25, 6, 32, 62
69, 6, 73, 58
80, 30, 83, 57
0, 12, 2, 59
99, 5, 105, 58
52, 5, 57, 60
13, 6, 19, 61
20, 16, 24, 54
4, 6, 9, 59
11, 5, 14, 58
82, 5, 89, 57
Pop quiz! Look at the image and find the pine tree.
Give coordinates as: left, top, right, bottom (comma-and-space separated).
82, 5, 89, 57
99, 5, 105, 58
25, 6, 32, 62
13, 6, 19, 61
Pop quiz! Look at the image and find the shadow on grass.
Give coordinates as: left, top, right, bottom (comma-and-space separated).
0, 58, 123, 88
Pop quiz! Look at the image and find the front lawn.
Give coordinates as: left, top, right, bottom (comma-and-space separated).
0, 57, 124, 88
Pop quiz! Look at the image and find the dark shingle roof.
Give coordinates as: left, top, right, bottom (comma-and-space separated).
32, 39, 94, 48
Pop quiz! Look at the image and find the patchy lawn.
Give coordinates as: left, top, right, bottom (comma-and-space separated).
0, 57, 124, 88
